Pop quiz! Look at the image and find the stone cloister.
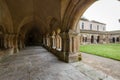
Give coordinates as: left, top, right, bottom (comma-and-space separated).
79, 31, 120, 45
0, 0, 96, 62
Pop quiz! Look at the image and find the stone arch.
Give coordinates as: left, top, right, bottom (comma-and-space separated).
51, 31, 56, 49
0, 0, 13, 33
112, 37, 115, 43
85, 37, 87, 42
0, 25, 7, 34
18, 22, 43, 47
62, 0, 96, 32
49, 17, 60, 33
17, 17, 48, 49
97, 36, 100, 43
91, 35, 94, 43
17, 16, 47, 34
116, 37, 119, 42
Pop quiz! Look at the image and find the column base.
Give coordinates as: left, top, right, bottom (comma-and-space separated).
67, 52, 81, 63
14, 48, 19, 53
59, 52, 81, 63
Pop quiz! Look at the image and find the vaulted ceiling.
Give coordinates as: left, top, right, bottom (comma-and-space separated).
0, 0, 95, 34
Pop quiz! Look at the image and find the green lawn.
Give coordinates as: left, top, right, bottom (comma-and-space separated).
80, 44, 120, 61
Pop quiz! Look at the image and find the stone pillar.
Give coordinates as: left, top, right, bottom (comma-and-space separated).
4, 34, 11, 48
56, 34, 61, 51
60, 32, 81, 63
87, 35, 91, 44
94, 36, 97, 44
19, 38, 23, 49
49, 35, 53, 49
4, 34, 8, 48
8, 35, 11, 48
43, 36, 46, 46
99, 35, 103, 44
47, 36, 50, 47
18, 35, 25, 49
13, 34, 19, 53
52, 35, 56, 49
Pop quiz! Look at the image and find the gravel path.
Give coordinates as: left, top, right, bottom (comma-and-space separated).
81, 53, 120, 80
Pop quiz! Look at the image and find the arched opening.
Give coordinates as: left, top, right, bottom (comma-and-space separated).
55, 35, 62, 51
25, 27, 41, 46
116, 37, 119, 42
112, 37, 115, 43
85, 37, 87, 42
97, 36, 100, 43
82, 37, 85, 43
91, 35, 94, 43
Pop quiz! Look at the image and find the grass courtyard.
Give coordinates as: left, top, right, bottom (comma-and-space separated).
80, 44, 120, 61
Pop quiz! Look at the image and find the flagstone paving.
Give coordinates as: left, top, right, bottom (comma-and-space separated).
0, 47, 117, 80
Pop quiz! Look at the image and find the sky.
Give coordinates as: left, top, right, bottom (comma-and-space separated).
82, 0, 120, 31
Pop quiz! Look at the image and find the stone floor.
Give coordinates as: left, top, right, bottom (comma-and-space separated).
0, 47, 117, 80
81, 53, 120, 80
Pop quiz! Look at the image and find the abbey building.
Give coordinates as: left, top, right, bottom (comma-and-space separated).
78, 18, 120, 45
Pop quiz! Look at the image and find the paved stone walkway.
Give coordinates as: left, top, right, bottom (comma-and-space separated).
0, 47, 116, 80
81, 53, 120, 80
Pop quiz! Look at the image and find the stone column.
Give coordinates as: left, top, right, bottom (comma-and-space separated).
4, 34, 8, 48
60, 32, 81, 63
99, 35, 103, 44
13, 34, 19, 53
94, 36, 97, 44
49, 35, 54, 49
52, 35, 56, 49
19, 38, 23, 49
47, 36, 50, 47
8, 35, 12, 48
87, 35, 91, 44
43, 36, 46, 46
55, 35, 62, 51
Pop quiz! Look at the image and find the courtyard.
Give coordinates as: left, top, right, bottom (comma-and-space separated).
80, 44, 120, 60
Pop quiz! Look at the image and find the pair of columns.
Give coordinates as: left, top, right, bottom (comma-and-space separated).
43, 32, 81, 63
43, 34, 62, 51
4, 34, 19, 53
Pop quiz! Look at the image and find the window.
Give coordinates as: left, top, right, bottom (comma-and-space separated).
103, 27, 105, 31
82, 22, 84, 30
97, 25, 99, 31
90, 24, 92, 30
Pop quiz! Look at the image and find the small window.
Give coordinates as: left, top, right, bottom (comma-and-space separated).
82, 22, 84, 30
90, 24, 92, 30
103, 27, 105, 31
97, 25, 99, 31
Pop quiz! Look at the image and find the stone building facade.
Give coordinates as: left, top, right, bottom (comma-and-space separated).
78, 18, 120, 45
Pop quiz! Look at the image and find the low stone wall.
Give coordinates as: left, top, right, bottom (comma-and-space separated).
43, 45, 81, 63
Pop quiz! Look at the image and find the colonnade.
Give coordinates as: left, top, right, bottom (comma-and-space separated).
42, 32, 81, 63
80, 34, 107, 45
80, 34, 120, 45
